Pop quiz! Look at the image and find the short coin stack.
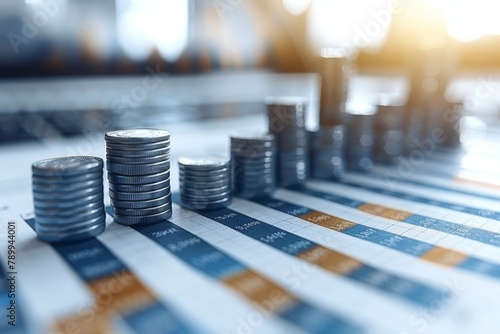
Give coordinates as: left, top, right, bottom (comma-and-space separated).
32, 156, 106, 242
178, 156, 232, 211
309, 125, 346, 180
105, 129, 172, 225
266, 96, 308, 187
231, 132, 277, 198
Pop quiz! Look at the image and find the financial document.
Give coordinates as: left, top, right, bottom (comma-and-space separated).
1, 114, 500, 334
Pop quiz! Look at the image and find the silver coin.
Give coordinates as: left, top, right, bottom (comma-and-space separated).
106, 153, 170, 165
106, 160, 170, 176
107, 170, 170, 184
109, 186, 170, 201
178, 168, 231, 179
180, 197, 232, 211
106, 140, 170, 151
231, 145, 275, 154
230, 131, 274, 141
110, 193, 171, 209
178, 156, 230, 170
179, 178, 230, 189
32, 178, 103, 193
32, 171, 103, 185
34, 193, 104, 209
179, 174, 229, 183
105, 129, 170, 144
232, 156, 275, 164
234, 177, 275, 185
113, 209, 172, 226
106, 147, 170, 158
180, 190, 232, 201
34, 200, 104, 217
36, 214, 105, 233
233, 164, 275, 173
180, 185, 231, 196
35, 209, 105, 228
108, 178, 170, 193
112, 203, 172, 216
179, 169, 230, 180
33, 185, 103, 201
32, 156, 103, 177
36, 220, 105, 243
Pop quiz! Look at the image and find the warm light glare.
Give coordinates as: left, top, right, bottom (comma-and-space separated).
149, 0, 189, 62
443, 0, 500, 42
307, 0, 394, 52
283, 0, 311, 15
116, 0, 188, 62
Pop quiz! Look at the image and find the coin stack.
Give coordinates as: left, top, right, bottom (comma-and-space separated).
32, 156, 106, 242
266, 96, 308, 187
105, 129, 172, 225
309, 125, 346, 180
318, 47, 351, 127
231, 132, 277, 198
375, 98, 404, 164
345, 101, 376, 172
178, 156, 232, 211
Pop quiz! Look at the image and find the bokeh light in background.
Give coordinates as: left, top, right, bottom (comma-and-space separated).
116, 0, 188, 62
2, 0, 500, 76
282, 0, 311, 16
443, 0, 500, 42
306, 0, 393, 53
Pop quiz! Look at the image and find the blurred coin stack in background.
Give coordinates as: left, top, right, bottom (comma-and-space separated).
318, 47, 351, 127
266, 96, 308, 187
375, 96, 405, 164
106, 129, 172, 225
231, 132, 277, 198
32, 156, 106, 242
345, 101, 376, 172
309, 125, 346, 180
178, 156, 232, 211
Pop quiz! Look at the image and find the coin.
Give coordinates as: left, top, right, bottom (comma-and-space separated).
112, 210, 172, 226
107, 170, 170, 184
106, 160, 170, 176
108, 178, 170, 193
110, 194, 171, 209
32, 156, 103, 177
178, 156, 230, 170
112, 203, 171, 216
109, 186, 171, 201
33, 185, 103, 201
105, 129, 170, 144
106, 147, 170, 158
36, 221, 105, 243
32, 178, 103, 193
105, 153, 170, 165
106, 140, 170, 151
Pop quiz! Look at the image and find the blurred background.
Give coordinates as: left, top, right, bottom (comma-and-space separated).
1, 0, 500, 141
3, 0, 500, 75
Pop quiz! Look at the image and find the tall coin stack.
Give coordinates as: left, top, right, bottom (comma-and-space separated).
231, 132, 277, 198
309, 125, 346, 180
32, 156, 106, 242
345, 101, 376, 172
105, 129, 172, 225
318, 47, 351, 127
375, 97, 404, 164
178, 157, 232, 211
266, 96, 308, 187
